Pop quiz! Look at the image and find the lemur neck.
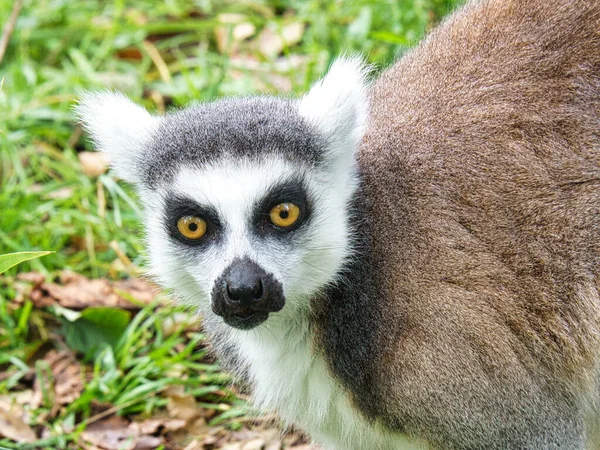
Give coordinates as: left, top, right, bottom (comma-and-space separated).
309, 181, 382, 418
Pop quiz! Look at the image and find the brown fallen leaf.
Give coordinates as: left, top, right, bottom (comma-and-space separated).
27, 270, 159, 310
51, 351, 84, 406
221, 443, 244, 450
132, 417, 187, 435
0, 403, 37, 443
113, 276, 158, 305
79, 415, 165, 450
133, 434, 165, 450
214, 13, 256, 54
163, 418, 188, 432
280, 22, 305, 46
182, 439, 204, 450
16, 271, 45, 285
13, 272, 45, 304
240, 429, 280, 450
31, 350, 83, 415
116, 47, 144, 60
136, 419, 163, 435
45, 186, 75, 200
255, 22, 305, 59
195, 425, 324, 450
167, 391, 202, 422
79, 151, 110, 177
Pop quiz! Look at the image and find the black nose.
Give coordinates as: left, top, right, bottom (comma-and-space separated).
212, 257, 285, 330
226, 273, 264, 304
222, 258, 267, 306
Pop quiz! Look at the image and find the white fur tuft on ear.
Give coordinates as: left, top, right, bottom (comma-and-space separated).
298, 56, 371, 162
75, 92, 160, 184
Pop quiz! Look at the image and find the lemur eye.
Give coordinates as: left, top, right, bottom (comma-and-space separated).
269, 203, 300, 228
177, 216, 207, 240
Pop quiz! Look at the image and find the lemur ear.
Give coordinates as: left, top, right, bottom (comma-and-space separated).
298, 57, 370, 164
75, 92, 160, 184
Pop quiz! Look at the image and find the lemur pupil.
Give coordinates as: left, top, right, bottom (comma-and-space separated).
188, 223, 198, 231
280, 210, 289, 219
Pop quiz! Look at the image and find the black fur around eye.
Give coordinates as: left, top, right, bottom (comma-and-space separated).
164, 195, 222, 247
251, 180, 311, 237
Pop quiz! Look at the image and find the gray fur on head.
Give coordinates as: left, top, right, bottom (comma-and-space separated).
76, 57, 368, 189
141, 98, 325, 188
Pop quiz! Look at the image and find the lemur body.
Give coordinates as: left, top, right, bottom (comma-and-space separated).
78, 0, 600, 448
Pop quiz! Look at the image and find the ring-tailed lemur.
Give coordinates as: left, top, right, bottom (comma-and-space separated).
76, 0, 600, 448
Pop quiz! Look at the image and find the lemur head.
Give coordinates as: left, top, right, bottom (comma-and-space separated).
77, 58, 368, 330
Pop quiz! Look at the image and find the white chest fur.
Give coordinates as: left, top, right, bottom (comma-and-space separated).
231, 319, 428, 450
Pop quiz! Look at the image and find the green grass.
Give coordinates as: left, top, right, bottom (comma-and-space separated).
0, 0, 463, 447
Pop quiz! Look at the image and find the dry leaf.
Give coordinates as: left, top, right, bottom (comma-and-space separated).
79, 151, 109, 177
16, 272, 45, 285
281, 22, 305, 45
183, 439, 204, 450
133, 435, 164, 450
13, 272, 45, 304
134, 417, 186, 435
214, 13, 256, 54
181, 416, 208, 437
116, 47, 144, 60
245, 439, 269, 450
52, 353, 84, 405
31, 350, 83, 414
163, 418, 187, 431
167, 392, 202, 422
0, 404, 36, 443
46, 187, 75, 200
41, 278, 120, 309
255, 22, 305, 58
241, 433, 279, 450
80, 416, 134, 450
264, 440, 283, 450
221, 443, 244, 450
27, 271, 159, 310
136, 419, 163, 435
79, 416, 165, 450
255, 26, 281, 58
113, 277, 158, 305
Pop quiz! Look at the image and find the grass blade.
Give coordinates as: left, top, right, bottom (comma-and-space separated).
0, 251, 53, 274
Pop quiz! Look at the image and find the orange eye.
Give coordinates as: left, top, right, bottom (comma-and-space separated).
177, 216, 207, 240
269, 203, 301, 228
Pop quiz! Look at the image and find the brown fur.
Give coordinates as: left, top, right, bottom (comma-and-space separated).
322, 0, 600, 448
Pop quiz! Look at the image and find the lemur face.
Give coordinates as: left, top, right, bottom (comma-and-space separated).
145, 156, 349, 329
77, 58, 368, 330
